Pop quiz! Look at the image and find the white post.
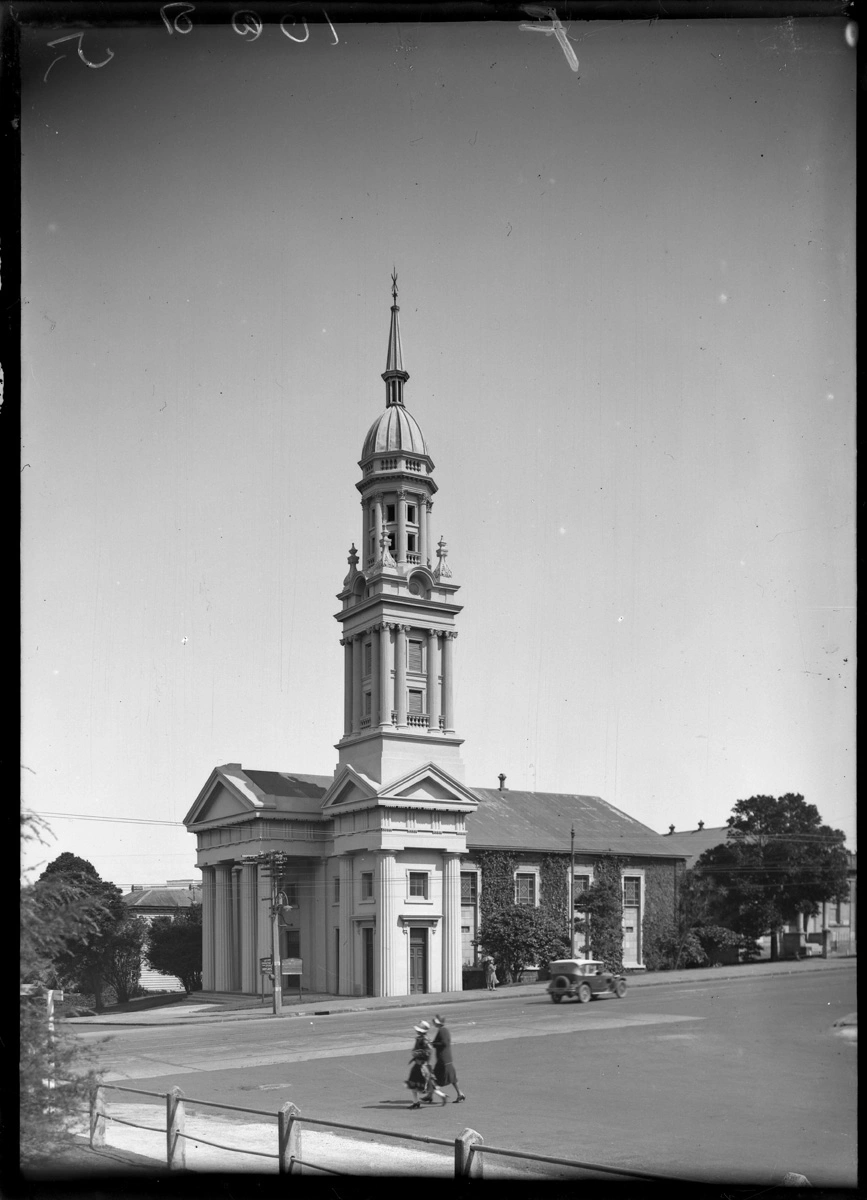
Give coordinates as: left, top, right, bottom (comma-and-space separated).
90, 1085, 106, 1148
278, 1102, 302, 1174
166, 1086, 186, 1169
455, 1128, 484, 1177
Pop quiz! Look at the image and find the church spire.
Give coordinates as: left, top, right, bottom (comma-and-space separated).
382, 269, 410, 407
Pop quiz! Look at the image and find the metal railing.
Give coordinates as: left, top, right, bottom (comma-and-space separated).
89, 1083, 698, 1179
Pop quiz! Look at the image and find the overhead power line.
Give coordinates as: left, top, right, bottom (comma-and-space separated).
30, 810, 184, 828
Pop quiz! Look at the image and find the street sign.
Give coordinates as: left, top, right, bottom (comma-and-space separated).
260, 956, 273, 972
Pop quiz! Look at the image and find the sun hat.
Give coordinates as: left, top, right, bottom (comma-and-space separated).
413, 1021, 430, 1034
433, 1015, 445, 1026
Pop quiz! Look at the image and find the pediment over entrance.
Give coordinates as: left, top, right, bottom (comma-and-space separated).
377, 763, 479, 812
184, 767, 266, 826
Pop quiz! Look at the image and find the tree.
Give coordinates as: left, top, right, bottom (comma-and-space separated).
20, 814, 106, 1164
575, 857, 624, 972
477, 906, 568, 983
146, 904, 203, 993
38, 852, 127, 1011
101, 916, 148, 1003
695, 794, 850, 960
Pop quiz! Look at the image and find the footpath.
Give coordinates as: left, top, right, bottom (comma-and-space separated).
28, 957, 854, 1182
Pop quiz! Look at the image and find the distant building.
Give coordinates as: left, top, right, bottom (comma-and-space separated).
122, 880, 202, 992
184, 280, 687, 998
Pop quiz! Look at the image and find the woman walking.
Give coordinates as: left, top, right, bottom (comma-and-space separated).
484, 956, 498, 990
431, 1014, 466, 1103
405, 1022, 446, 1109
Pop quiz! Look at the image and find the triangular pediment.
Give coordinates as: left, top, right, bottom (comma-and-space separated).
183, 765, 266, 826
321, 765, 379, 809
377, 763, 480, 811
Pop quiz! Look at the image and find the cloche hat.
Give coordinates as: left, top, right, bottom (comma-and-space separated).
433, 1015, 445, 1026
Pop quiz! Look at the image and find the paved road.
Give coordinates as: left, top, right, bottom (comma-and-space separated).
78, 967, 856, 1186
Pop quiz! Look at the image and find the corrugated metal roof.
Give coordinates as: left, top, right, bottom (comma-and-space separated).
243, 771, 331, 800
466, 790, 685, 859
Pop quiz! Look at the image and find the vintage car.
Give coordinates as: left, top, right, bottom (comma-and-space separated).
546, 959, 627, 1003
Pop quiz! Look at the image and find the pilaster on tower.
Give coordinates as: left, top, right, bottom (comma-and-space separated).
333, 277, 465, 785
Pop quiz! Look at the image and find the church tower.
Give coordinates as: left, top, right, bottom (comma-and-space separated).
334, 274, 465, 784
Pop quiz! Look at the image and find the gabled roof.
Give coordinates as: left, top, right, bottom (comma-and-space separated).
184, 765, 333, 825
122, 886, 202, 910
658, 827, 730, 866
466, 789, 685, 859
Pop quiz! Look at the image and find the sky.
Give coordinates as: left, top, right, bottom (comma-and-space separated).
20, 12, 856, 891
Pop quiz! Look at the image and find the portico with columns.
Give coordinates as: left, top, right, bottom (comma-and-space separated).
184, 276, 478, 999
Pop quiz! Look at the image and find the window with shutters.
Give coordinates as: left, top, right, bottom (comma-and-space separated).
363, 642, 372, 675
408, 640, 423, 672
363, 691, 372, 716
408, 689, 424, 714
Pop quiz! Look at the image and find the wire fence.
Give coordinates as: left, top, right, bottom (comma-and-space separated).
88, 1082, 700, 1179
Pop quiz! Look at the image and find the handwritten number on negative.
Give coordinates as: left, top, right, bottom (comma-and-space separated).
160, 3, 196, 34
44, 33, 114, 81
233, 11, 263, 40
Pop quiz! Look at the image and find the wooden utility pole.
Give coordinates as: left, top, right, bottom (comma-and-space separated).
569, 825, 575, 955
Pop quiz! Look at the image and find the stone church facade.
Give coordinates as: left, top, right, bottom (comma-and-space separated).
184, 279, 684, 998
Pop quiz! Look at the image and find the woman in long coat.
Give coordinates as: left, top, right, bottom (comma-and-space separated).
405, 1022, 446, 1108
431, 1014, 466, 1103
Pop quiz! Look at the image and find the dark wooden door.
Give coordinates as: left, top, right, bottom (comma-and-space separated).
409, 929, 427, 994
363, 927, 374, 996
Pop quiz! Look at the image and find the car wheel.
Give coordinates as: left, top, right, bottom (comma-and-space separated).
577, 983, 592, 1004
614, 979, 627, 999
550, 992, 563, 1003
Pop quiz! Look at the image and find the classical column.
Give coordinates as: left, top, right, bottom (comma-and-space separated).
351, 635, 362, 733
373, 492, 383, 564
419, 495, 428, 568
394, 625, 408, 728
240, 862, 258, 994
375, 851, 397, 996
338, 855, 354, 996
342, 638, 352, 736
397, 488, 408, 563
256, 865, 272, 994
442, 853, 463, 993
362, 498, 372, 566
427, 629, 441, 732
232, 865, 243, 990
371, 625, 381, 729
379, 623, 393, 727
425, 500, 433, 568
201, 866, 216, 992
442, 632, 457, 733
214, 863, 234, 992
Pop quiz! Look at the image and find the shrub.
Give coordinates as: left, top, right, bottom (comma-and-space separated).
477, 906, 569, 983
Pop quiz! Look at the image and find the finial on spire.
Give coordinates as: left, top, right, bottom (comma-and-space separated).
434, 536, 452, 580
391, 268, 398, 305
382, 270, 409, 405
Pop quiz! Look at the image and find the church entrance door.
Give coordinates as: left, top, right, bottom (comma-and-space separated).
409, 929, 427, 993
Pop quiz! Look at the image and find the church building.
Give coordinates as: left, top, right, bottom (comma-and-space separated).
184, 278, 685, 998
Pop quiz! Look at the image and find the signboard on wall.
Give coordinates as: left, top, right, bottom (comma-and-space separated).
282, 958, 303, 974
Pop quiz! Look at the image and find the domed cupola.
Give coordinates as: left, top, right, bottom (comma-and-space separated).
361, 405, 428, 461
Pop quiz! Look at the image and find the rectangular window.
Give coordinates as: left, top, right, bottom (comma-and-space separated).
361, 871, 373, 900
461, 872, 478, 903
364, 642, 372, 675
623, 877, 640, 907
333, 877, 340, 904
573, 875, 590, 906
409, 872, 429, 898
386, 504, 396, 522
408, 640, 423, 671
407, 534, 417, 552
363, 691, 372, 716
515, 873, 536, 906
407, 504, 417, 523
408, 689, 424, 714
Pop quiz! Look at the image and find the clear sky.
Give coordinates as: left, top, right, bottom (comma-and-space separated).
20, 14, 856, 890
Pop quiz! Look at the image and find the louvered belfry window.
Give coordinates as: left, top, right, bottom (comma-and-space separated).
408, 640, 423, 672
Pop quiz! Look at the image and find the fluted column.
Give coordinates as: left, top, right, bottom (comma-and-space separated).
375, 851, 397, 996
342, 638, 352, 736
442, 853, 463, 992
351, 635, 362, 733
394, 625, 408, 728
338, 856, 354, 996
256, 865, 272, 994
214, 863, 233, 992
427, 629, 440, 732
232, 865, 243, 990
379, 623, 393, 727
371, 626, 381, 729
442, 632, 456, 733
397, 488, 408, 563
201, 866, 216, 991
240, 863, 258, 994
425, 501, 433, 568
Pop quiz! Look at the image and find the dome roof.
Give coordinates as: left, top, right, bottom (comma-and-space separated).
361, 405, 428, 461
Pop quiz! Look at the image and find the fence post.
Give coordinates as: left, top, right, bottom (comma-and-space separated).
455, 1127, 484, 1178
89, 1085, 106, 1148
278, 1102, 301, 1174
166, 1086, 186, 1170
